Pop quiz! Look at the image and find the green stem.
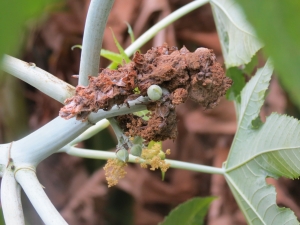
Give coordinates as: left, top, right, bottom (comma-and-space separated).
124, 0, 209, 57
1, 55, 75, 104
63, 146, 224, 175
15, 168, 67, 225
1, 164, 25, 225
165, 159, 224, 175
107, 118, 132, 150
79, 0, 115, 86
69, 119, 110, 145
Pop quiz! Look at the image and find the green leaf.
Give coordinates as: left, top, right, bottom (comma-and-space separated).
159, 197, 215, 225
110, 28, 131, 63
225, 67, 245, 101
72, 45, 123, 65
226, 113, 300, 225
0, 0, 58, 56
125, 22, 135, 44
243, 54, 258, 75
225, 60, 300, 224
133, 110, 150, 121
235, 0, 300, 110
210, 0, 263, 68
233, 60, 273, 131
100, 49, 123, 64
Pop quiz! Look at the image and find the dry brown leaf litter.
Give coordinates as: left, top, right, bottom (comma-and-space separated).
60, 44, 232, 142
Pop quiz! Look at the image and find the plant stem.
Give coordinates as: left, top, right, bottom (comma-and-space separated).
0, 143, 11, 167
88, 96, 148, 123
15, 168, 68, 225
69, 119, 110, 145
63, 147, 224, 175
107, 118, 132, 150
1, 55, 75, 104
1, 165, 25, 225
165, 159, 224, 175
79, 0, 115, 86
12, 117, 91, 166
124, 0, 209, 57
10, 97, 147, 166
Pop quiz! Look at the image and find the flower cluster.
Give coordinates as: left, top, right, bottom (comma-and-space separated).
103, 142, 171, 187
140, 143, 170, 173
103, 158, 127, 187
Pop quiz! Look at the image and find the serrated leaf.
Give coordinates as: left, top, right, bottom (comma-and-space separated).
224, 60, 300, 224
225, 113, 300, 225
159, 197, 215, 225
210, 0, 263, 68
233, 60, 273, 132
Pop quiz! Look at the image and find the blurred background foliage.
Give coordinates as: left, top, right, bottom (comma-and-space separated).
0, 1, 59, 225
0, 0, 59, 57
236, 0, 300, 111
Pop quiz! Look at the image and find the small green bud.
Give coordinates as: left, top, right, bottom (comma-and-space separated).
132, 136, 143, 145
158, 151, 166, 160
147, 85, 163, 101
130, 144, 143, 157
116, 149, 129, 162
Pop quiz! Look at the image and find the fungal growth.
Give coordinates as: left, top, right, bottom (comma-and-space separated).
60, 44, 232, 142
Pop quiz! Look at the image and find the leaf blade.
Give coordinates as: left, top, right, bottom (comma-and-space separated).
210, 0, 263, 68
110, 28, 131, 63
235, 0, 300, 110
227, 60, 273, 168
159, 197, 215, 225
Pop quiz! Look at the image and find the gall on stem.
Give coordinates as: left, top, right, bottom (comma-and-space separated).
60, 44, 232, 142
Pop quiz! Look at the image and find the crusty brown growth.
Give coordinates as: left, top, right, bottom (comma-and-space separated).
171, 88, 188, 105
59, 44, 232, 140
117, 99, 177, 142
60, 63, 137, 120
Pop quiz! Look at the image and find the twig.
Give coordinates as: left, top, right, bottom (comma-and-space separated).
1, 164, 25, 225
79, 0, 115, 86
124, 0, 209, 57
69, 119, 110, 146
15, 168, 68, 225
63, 146, 224, 175
1, 55, 75, 104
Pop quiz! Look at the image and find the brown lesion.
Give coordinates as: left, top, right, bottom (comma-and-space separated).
116, 98, 177, 142
60, 44, 232, 140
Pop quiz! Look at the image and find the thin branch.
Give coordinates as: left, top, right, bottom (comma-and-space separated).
124, 0, 209, 57
11, 97, 148, 166
87, 96, 148, 123
1, 165, 25, 225
63, 146, 224, 175
0, 143, 11, 167
79, 0, 115, 86
12, 117, 91, 166
69, 119, 110, 146
107, 118, 132, 149
165, 159, 224, 175
15, 168, 68, 225
1, 55, 75, 104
